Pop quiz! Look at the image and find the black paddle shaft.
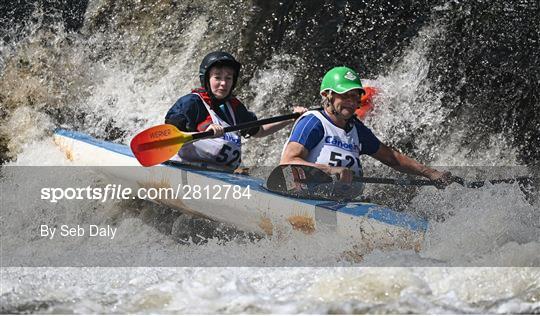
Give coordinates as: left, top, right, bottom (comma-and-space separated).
191, 110, 316, 141
267, 164, 441, 189
268, 165, 538, 190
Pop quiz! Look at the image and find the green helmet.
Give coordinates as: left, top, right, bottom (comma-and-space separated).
320, 66, 364, 96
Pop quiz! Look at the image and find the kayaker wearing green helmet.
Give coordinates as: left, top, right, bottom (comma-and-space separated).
280, 66, 452, 185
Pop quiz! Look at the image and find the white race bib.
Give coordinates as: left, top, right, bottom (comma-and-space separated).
174, 94, 242, 169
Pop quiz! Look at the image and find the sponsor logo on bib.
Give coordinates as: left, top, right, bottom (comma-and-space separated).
223, 133, 241, 144
324, 136, 360, 153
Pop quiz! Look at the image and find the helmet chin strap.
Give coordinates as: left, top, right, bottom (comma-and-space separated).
329, 104, 341, 117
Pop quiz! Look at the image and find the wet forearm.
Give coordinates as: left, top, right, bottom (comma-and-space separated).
390, 152, 438, 178
279, 155, 333, 173
372, 144, 437, 179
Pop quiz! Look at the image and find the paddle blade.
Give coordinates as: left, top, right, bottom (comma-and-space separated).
266, 165, 363, 201
130, 124, 193, 167
266, 164, 332, 192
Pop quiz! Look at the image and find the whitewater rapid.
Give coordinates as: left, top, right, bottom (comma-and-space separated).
1, 0, 539, 313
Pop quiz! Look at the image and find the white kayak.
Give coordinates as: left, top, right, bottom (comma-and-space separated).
53, 129, 427, 250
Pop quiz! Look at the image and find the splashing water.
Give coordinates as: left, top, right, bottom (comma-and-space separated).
1, 0, 539, 314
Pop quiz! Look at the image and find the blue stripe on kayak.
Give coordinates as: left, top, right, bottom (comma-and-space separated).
54, 129, 428, 232
55, 129, 135, 158
55, 129, 265, 187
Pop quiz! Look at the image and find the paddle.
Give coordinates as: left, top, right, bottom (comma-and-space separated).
131, 110, 314, 167
265, 164, 365, 201
267, 164, 442, 192
450, 176, 537, 189
266, 164, 537, 200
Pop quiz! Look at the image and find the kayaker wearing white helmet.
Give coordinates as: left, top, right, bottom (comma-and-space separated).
165, 51, 306, 169
280, 66, 452, 185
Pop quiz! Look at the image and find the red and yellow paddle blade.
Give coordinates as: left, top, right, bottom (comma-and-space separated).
130, 124, 194, 167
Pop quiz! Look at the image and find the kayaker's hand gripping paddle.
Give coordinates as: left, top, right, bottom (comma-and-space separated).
130, 110, 314, 167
